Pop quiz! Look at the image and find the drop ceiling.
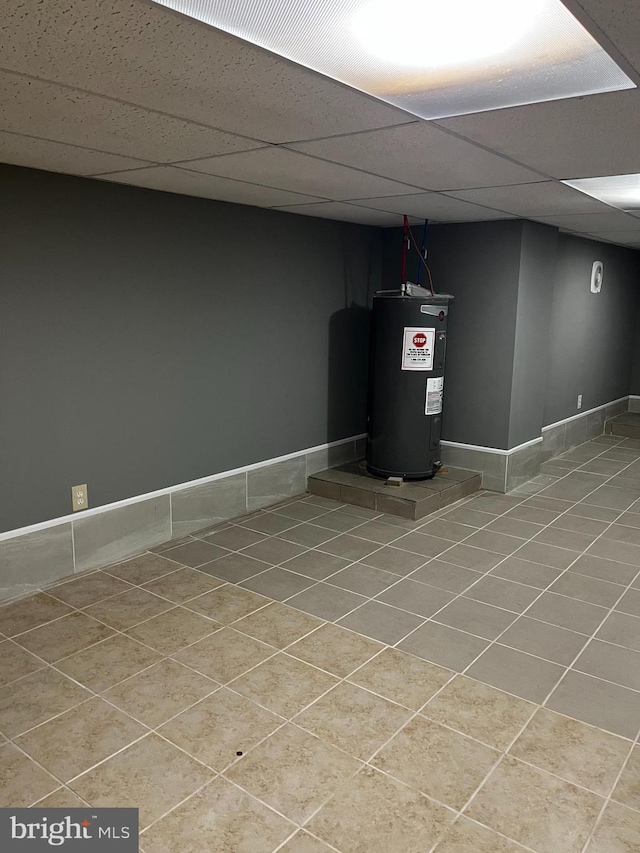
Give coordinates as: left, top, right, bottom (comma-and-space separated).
1, 0, 640, 249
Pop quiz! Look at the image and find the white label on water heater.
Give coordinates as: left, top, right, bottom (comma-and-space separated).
401, 327, 435, 370
426, 376, 444, 415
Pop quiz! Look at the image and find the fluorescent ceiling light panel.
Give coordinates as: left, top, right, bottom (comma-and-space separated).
563, 175, 640, 211
152, 0, 634, 119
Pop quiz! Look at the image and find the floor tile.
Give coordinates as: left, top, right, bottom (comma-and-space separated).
524, 495, 575, 513
616, 511, 640, 529
239, 538, 307, 566
612, 744, 640, 810
398, 621, 489, 671
232, 602, 323, 649
83, 588, 174, 631
287, 624, 383, 677
583, 485, 639, 512
312, 511, 367, 534
239, 513, 301, 535
499, 616, 587, 665
55, 634, 162, 692
0, 641, 45, 687
463, 576, 540, 613
617, 588, 640, 616
513, 541, 578, 569
420, 519, 477, 542
464, 530, 526, 556
350, 519, 407, 544
327, 563, 399, 596
526, 592, 608, 634
239, 567, 316, 600
393, 532, 456, 559
104, 553, 178, 585
466, 644, 564, 703
185, 586, 268, 624
568, 503, 621, 522
69, 732, 213, 829
318, 534, 381, 561
603, 524, 640, 547
0, 593, 74, 637
422, 676, 535, 750
281, 550, 350, 580
125, 606, 218, 655
546, 671, 640, 739
278, 832, 334, 853
286, 582, 366, 621
141, 776, 294, 853
200, 552, 272, 583
141, 567, 224, 602
102, 659, 217, 728
15, 697, 146, 781
533, 527, 597, 552
466, 756, 603, 853
307, 766, 454, 853
587, 537, 640, 567
485, 516, 544, 539
596, 611, 640, 651
162, 539, 230, 567
13, 611, 114, 663
0, 668, 90, 738
410, 561, 480, 593
348, 647, 453, 709
468, 495, 524, 514
434, 597, 517, 640
225, 724, 360, 824
48, 572, 134, 608
551, 514, 610, 536
158, 688, 281, 771
229, 654, 338, 718
549, 572, 624, 608
439, 544, 504, 571
440, 507, 497, 527
272, 501, 331, 522
573, 640, 640, 691
278, 523, 339, 547
36, 787, 89, 808
505, 505, 560, 525
358, 546, 428, 575
337, 601, 424, 644
571, 554, 639, 585
586, 801, 640, 853
371, 715, 499, 809
173, 627, 275, 682
203, 526, 267, 551
488, 556, 562, 588
433, 817, 529, 852
0, 742, 59, 807
375, 579, 455, 618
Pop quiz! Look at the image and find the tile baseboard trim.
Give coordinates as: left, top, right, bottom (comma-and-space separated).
0, 433, 366, 544
440, 436, 543, 457
542, 396, 629, 432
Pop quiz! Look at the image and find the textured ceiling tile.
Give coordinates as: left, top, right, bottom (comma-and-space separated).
287, 122, 544, 190
97, 165, 325, 207
437, 89, 640, 179
0, 71, 264, 162
352, 193, 515, 222
272, 201, 409, 226
447, 182, 609, 216
0, 131, 152, 175
173, 148, 421, 201
586, 230, 640, 247
0, 0, 411, 143
528, 210, 640, 231
573, 0, 640, 76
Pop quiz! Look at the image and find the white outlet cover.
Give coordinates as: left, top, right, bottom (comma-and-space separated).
591, 261, 603, 293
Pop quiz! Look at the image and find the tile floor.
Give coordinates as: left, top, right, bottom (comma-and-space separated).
2, 434, 640, 851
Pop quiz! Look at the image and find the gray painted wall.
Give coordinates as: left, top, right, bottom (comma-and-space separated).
382, 221, 525, 449
0, 165, 380, 532
543, 234, 640, 426
508, 221, 558, 446
630, 300, 640, 397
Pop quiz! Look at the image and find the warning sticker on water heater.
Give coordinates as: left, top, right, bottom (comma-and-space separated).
401, 327, 435, 370
426, 376, 444, 414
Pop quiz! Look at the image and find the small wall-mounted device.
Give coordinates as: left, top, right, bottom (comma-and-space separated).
591, 261, 603, 293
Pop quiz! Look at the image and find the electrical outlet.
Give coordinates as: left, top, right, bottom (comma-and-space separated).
71, 484, 88, 512
577, 395, 583, 410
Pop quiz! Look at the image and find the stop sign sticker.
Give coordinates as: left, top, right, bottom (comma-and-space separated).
402, 327, 435, 370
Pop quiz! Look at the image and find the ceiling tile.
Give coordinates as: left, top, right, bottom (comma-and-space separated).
97, 165, 324, 207
0, 131, 152, 175
0, 71, 264, 163
287, 122, 544, 190
351, 193, 515, 222
528, 210, 640, 231
437, 89, 640, 179
573, 0, 640, 76
586, 230, 640, 248
176, 148, 421, 201
0, 0, 412, 143
272, 202, 410, 226
447, 182, 609, 216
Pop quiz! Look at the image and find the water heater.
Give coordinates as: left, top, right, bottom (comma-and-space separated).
366, 284, 454, 480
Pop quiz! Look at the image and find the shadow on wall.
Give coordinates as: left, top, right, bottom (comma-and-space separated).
328, 302, 371, 444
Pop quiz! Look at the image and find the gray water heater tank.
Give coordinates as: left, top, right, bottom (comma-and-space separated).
366, 285, 454, 480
